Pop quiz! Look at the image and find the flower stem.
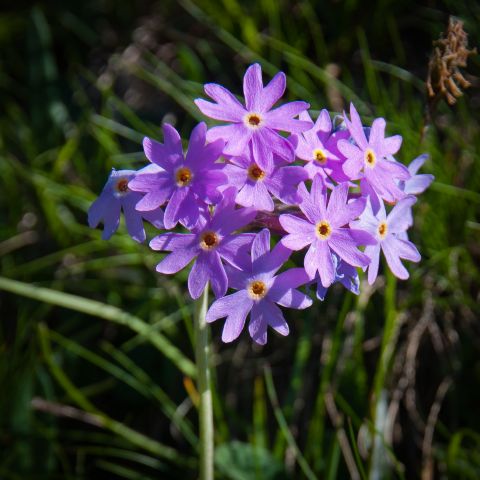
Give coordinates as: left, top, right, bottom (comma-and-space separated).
195, 285, 214, 480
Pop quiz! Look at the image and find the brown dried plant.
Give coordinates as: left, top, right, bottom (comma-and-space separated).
426, 17, 477, 109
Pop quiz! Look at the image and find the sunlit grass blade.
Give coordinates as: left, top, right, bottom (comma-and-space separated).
177, 0, 312, 101
306, 295, 353, 469
264, 366, 317, 480
95, 460, 157, 479
46, 328, 198, 445
37, 323, 196, 468
252, 375, 268, 451
101, 341, 198, 447
262, 37, 369, 112
91, 114, 145, 144
130, 58, 204, 121
0, 276, 196, 378
76, 446, 166, 471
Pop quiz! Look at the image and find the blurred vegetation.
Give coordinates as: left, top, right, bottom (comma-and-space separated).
0, 0, 479, 479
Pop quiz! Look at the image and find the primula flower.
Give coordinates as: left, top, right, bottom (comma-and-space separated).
338, 103, 410, 203
290, 109, 350, 183
279, 175, 374, 288
194, 63, 312, 169
351, 196, 421, 284
223, 149, 308, 211
314, 254, 360, 301
149, 188, 256, 299
397, 154, 434, 227
400, 154, 434, 195
88, 169, 164, 242
128, 122, 227, 230
206, 229, 312, 344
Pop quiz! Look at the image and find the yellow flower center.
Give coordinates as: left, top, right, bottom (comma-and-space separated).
315, 220, 332, 240
247, 280, 268, 300
313, 148, 327, 165
364, 149, 376, 168
115, 178, 129, 193
200, 231, 219, 250
377, 221, 388, 239
244, 113, 263, 129
175, 167, 193, 187
247, 163, 266, 181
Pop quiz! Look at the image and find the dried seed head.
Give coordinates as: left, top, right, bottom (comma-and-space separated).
426, 17, 477, 107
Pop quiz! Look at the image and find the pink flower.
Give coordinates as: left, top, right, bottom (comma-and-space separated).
195, 63, 312, 169
206, 229, 311, 344
338, 103, 410, 203
351, 196, 421, 284
279, 175, 375, 288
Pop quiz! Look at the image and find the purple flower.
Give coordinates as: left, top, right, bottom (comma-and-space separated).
338, 103, 410, 203
194, 63, 312, 169
290, 109, 350, 183
149, 188, 256, 299
279, 175, 375, 288
128, 122, 227, 230
88, 169, 164, 243
206, 229, 312, 344
400, 154, 434, 195
351, 196, 421, 284
314, 254, 360, 301
223, 149, 308, 211
395, 154, 434, 228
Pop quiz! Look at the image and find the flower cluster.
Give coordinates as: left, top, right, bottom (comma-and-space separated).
89, 64, 433, 345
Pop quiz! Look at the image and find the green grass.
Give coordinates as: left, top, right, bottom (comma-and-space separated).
1, 0, 479, 478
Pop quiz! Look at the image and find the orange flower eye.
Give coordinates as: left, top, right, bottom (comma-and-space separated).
364, 149, 376, 168
378, 222, 388, 238
248, 280, 268, 300
313, 149, 327, 165
244, 113, 264, 129
200, 231, 219, 250
315, 220, 332, 240
115, 178, 129, 193
247, 164, 266, 181
175, 167, 193, 187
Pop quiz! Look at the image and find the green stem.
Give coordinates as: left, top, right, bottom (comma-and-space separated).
369, 272, 400, 480
195, 285, 213, 480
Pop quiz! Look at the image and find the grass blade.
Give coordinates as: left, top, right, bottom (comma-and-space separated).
0, 276, 196, 378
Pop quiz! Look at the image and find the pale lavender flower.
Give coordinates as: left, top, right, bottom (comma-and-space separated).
195, 63, 312, 169
314, 254, 360, 301
400, 154, 434, 195
223, 149, 308, 211
128, 122, 227, 230
206, 229, 312, 344
149, 188, 256, 299
290, 109, 350, 183
396, 154, 434, 227
338, 103, 410, 202
351, 196, 421, 284
88, 169, 164, 243
279, 175, 375, 288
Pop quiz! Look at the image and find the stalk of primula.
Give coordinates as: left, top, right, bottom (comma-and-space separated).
85, 63, 436, 480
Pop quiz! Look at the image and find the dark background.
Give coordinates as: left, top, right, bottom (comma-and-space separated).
0, 1, 479, 478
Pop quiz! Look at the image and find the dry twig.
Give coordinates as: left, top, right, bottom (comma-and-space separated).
421, 377, 452, 480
